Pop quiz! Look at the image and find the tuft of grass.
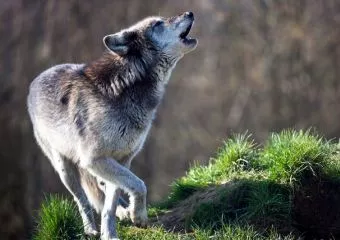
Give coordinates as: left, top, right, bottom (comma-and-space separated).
33, 195, 84, 240
239, 181, 290, 224
164, 133, 257, 207
258, 129, 334, 185
147, 206, 168, 218
323, 140, 340, 181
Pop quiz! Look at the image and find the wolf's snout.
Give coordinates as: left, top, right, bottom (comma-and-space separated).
184, 11, 194, 19
175, 11, 197, 51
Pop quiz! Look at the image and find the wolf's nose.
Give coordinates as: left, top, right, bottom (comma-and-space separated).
185, 11, 194, 19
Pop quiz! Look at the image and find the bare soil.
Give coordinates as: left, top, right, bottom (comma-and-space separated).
150, 182, 238, 232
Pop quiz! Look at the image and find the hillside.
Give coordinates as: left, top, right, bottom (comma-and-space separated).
33, 129, 340, 239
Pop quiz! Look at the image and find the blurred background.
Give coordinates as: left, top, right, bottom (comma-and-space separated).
1, 0, 340, 239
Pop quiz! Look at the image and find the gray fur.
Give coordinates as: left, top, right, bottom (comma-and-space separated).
27, 12, 197, 240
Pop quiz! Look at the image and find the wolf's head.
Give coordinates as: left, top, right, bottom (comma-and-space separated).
103, 12, 198, 61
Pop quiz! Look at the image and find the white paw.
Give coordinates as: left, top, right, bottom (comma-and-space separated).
101, 236, 120, 240
100, 232, 120, 240
84, 225, 99, 236
116, 205, 130, 221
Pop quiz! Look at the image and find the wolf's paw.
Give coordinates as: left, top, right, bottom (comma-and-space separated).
84, 225, 99, 236
100, 234, 120, 240
116, 205, 130, 221
100, 235, 120, 240
131, 208, 148, 228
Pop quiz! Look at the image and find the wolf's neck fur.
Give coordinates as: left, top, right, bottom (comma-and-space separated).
84, 52, 178, 99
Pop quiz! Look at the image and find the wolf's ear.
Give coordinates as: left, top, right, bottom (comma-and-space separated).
103, 32, 129, 56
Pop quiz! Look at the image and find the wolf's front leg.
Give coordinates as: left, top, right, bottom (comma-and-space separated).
85, 158, 148, 228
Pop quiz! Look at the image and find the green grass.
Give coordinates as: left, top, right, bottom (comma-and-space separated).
163, 133, 258, 207
33, 129, 340, 239
117, 222, 296, 240
33, 195, 84, 240
166, 129, 338, 207
33, 198, 294, 240
32, 195, 294, 240
258, 129, 336, 185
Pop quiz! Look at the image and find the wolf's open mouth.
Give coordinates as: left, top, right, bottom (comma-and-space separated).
180, 22, 193, 39
179, 22, 196, 46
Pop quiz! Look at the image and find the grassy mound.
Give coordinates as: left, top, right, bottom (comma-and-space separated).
33, 129, 340, 239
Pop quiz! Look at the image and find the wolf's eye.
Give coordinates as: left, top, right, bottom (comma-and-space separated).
153, 21, 163, 28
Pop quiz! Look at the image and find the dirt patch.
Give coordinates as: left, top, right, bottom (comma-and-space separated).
293, 176, 340, 239
150, 180, 292, 234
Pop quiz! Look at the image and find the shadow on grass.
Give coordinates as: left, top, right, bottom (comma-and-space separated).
190, 180, 290, 230
152, 179, 292, 237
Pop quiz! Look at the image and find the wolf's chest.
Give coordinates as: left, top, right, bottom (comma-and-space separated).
94, 94, 157, 160
103, 121, 151, 160
121, 126, 150, 150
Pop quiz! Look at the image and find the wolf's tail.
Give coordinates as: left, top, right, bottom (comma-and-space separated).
79, 168, 105, 214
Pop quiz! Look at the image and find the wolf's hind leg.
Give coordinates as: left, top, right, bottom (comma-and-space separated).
52, 152, 99, 236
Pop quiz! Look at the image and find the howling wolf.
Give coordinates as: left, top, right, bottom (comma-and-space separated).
27, 12, 197, 240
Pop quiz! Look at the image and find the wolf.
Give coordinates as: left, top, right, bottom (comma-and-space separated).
27, 12, 197, 240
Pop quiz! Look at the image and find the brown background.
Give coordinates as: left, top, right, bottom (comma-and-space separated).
1, 0, 340, 239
